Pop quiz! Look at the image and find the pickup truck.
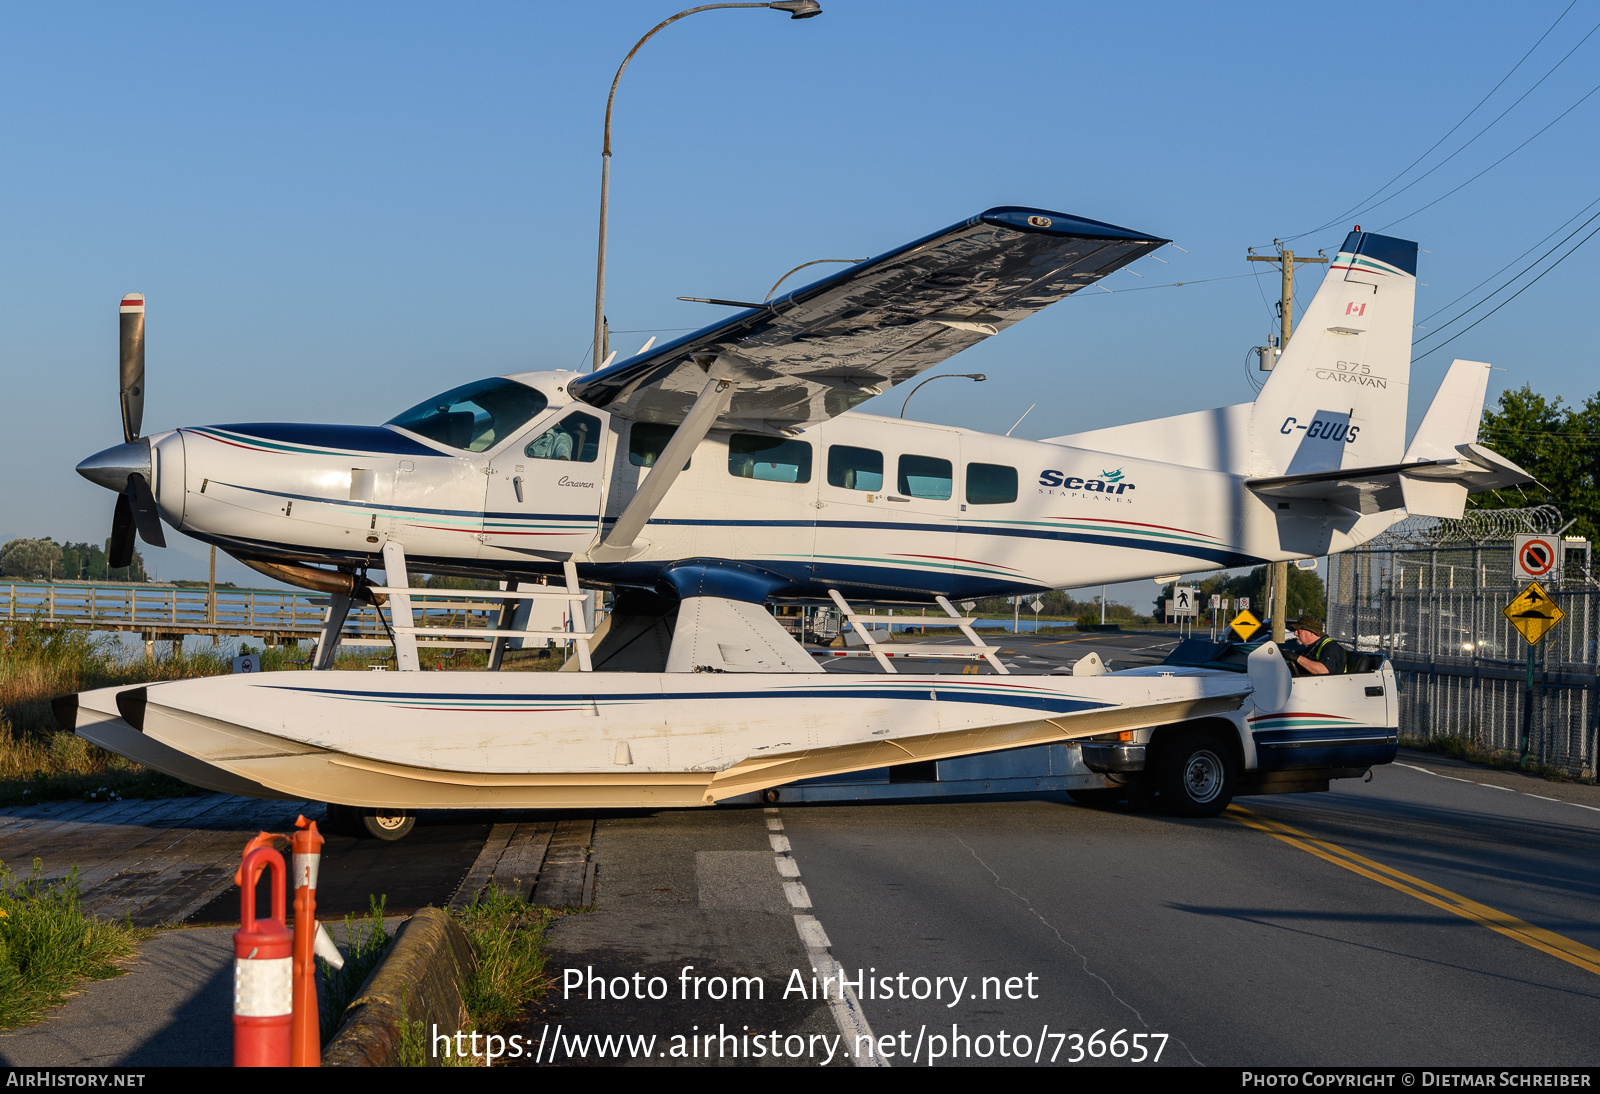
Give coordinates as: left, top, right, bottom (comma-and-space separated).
1074, 637, 1399, 815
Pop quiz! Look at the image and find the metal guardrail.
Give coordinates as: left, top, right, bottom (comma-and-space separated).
0, 580, 510, 648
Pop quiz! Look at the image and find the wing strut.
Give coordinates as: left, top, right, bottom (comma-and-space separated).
588, 375, 732, 563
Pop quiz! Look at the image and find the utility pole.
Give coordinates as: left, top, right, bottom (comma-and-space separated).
208, 545, 218, 647
1247, 245, 1328, 644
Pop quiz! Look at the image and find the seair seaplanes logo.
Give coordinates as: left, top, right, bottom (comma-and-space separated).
1038, 467, 1136, 502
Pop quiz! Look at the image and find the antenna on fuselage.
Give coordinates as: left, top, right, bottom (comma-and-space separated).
1005, 403, 1036, 437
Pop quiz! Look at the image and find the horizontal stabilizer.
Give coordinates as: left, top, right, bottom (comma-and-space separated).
1247, 444, 1533, 518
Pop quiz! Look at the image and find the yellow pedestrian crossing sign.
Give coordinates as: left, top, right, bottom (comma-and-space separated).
1503, 581, 1564, 645
1229, 609, 1261, 641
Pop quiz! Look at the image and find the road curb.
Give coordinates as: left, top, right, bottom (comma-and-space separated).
323, 908, 476, 1067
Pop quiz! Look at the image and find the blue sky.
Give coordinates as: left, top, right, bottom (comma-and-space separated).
3, 1, 1596, 601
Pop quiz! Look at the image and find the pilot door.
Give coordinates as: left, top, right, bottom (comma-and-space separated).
482, 407, 608, 560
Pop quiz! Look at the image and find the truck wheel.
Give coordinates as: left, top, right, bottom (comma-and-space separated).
360, 808, 416, 841
1157, 731, 1236, 817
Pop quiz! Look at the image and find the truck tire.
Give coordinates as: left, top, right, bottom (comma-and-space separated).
359, 808, 416, 841
1156, 730, 1236, 817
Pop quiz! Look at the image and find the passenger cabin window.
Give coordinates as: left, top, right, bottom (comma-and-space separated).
387, 378, 548, 453
898, 454, 953, 501
827, 445, 883, 491
629, 422, 690, 469
525, 412, 600, 463
966, 462, 1017, 505
729, 434, 812, 483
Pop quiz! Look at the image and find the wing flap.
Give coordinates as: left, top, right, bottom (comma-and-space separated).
569, 207, 1166, 430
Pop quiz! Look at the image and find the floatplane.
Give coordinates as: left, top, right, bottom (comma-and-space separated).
59, 208, 1529, 833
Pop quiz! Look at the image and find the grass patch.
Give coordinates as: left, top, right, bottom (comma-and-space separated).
456, 888, 557, 1033
0, 860, 148, 1029
0, 622, 227, 805
318, 891, 559, 1065
1402, 734, 1595, 785
318, 895, 394, 1046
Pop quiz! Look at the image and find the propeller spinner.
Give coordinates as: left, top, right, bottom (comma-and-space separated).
77, 293, 166, 568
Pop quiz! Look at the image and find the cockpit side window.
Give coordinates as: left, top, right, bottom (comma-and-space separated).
526, 412, 601, 463
386, 379, 548, 453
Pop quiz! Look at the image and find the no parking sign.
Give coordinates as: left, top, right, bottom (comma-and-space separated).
1512, 535, 1560, 583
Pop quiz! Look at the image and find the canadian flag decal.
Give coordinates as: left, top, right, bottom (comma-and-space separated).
1345, 302, 1367, 316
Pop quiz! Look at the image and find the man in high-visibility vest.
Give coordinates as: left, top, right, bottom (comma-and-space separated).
1287, 615, 1347, 675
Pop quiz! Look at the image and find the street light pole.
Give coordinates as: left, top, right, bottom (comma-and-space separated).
899, 373, 986, 418
593, 1, 821, 372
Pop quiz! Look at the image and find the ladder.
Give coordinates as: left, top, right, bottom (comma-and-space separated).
824, 589, 1008, 675
368, 542, 594, 671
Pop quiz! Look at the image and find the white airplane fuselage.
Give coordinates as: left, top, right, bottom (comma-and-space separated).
139, 372, 1394, 604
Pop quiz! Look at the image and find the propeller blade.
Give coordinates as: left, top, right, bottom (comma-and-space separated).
109, 493, 136, 569
119, 293, 145, 444
125, 473, 166, 548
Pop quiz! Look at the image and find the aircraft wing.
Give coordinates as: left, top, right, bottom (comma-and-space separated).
568, 206, 1167, 432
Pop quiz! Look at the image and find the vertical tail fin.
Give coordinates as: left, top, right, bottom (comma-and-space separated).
1403, 358, 1489, 460
1249, 231, 1418, 476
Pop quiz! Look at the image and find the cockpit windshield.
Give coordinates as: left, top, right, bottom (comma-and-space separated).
386, 378, 548, 453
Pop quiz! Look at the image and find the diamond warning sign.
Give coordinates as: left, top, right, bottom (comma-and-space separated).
1502, 580, 1564, 645
1229, 609, 1262, 641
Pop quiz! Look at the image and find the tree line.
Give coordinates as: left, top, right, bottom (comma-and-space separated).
0, 539, 148, 583
1471, 384, 1599, 543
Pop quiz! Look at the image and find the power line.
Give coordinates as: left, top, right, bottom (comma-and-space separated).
1413, 205, 1600, 350
1068, 269, 1274, 298
1416, 194, 1600, 326
1412, 219, 1600, 363
1355, 17, 1600, 230
1380, 73, 1600, 231
1285, 2, 1581, 243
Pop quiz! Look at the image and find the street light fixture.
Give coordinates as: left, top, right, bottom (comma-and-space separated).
592, 2, 822, 371
899, 373, 986, 418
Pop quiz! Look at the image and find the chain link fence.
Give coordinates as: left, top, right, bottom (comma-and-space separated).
1326, 506, 1600, 777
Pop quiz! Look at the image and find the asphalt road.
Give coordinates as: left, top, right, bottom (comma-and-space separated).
769, 758, 1600, 1067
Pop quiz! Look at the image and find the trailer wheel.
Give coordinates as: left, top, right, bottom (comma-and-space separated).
1156, 731, 1235, 817
360, 808, 415, 841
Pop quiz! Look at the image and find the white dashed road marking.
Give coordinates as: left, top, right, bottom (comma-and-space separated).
764, 808, 884, 1067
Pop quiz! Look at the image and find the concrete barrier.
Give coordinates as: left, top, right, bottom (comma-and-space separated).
322, 908, 476, 1067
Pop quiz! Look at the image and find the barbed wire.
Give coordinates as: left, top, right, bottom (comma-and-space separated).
1367, 504, 1563, 548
